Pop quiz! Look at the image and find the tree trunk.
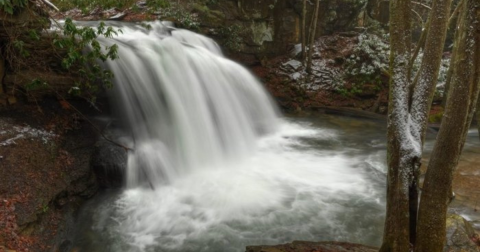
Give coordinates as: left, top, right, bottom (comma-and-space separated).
442, 0, 465, 108
416, 1, 480, 251
477, 99, 480, 140
0, 53, 4, 94
380, 0, 412, 250
306, 0, 320, 73
410, 0, 452, 147
301, 0, 307, 61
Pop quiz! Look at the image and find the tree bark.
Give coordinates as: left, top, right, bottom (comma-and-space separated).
301, 0, 307, 61
410, 0, 452, 147
380, 0, 412, 250
442, 0, 465, 107
306, 0, 320, 74
416, 1, 480, 251
0, 53, 4, 94
477, 99, 480, 140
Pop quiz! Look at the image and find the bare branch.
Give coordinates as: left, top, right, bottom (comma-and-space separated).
448, 0, 464, 28
411, 1, 432, 10
411, 9, 425, 26
40, 0, 60, 12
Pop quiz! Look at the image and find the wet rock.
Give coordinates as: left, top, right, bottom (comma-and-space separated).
57, 239, 72, 252
246, 241, 378, 252
445, 214, 480, 252
91, 139, 127, 188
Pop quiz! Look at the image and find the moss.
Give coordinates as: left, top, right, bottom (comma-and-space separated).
428, 110, 444, 123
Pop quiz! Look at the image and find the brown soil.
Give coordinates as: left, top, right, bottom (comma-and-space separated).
0, 99, 101, 252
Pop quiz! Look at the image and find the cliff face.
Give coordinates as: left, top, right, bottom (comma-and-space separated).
193, 0, 365, 64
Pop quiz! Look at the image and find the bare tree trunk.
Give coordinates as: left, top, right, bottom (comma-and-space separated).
0, 53, 4, 94
442, 0, 465, 107
408, 16, 430, 80
477, 99, 480, 140
416, 1, 480, 250
410, 0, 452, 146
407, 0, 451, 247
301, 0, 307, 61
306, 0, 320, 74
380, 0, 412, 250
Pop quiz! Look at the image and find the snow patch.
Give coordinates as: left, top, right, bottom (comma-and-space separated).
0, 125, 56, 146
283, 60, 302, 71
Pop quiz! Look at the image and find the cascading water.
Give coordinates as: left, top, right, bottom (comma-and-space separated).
97, 21, 279, 187
73, 21, 387, 252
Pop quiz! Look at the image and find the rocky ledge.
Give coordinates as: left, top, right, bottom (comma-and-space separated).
0, 100, 101, 252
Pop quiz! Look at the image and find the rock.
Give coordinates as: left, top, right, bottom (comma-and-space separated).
246, 241, 378, 252
194, 0, 364, 62
445, 214, 480, 252
290, 72, 302, 81
91, 139, 127, 188
0, 104, 100, 251
283, 60, 302, 71
108, 12, 126, 20
7, 96, 16, 105
136, 1, 147, 7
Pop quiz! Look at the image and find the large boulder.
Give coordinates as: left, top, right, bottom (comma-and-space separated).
91, 138, 128, 188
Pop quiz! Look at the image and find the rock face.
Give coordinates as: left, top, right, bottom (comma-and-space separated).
0, 101, 100, 252
91, 137, 128, 188
194, 0, 365, 64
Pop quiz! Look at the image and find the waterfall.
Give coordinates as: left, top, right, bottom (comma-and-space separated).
72, 21, 386, 252
99, 21, 279, 188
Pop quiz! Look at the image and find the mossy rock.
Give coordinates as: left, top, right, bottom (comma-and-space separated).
445, 214, 480, 252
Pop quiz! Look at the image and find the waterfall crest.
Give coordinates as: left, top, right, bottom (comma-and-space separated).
99, 21, 279, 188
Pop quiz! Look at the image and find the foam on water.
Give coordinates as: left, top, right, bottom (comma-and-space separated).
77, 120, 385, 252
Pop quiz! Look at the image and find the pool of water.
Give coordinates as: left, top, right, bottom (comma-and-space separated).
72, 114, 388, 252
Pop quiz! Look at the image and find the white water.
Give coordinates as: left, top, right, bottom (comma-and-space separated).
99, 21, 279, 187
75, 22, 387, 252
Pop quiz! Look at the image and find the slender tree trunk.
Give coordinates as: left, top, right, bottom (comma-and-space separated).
306, 0, 320, 73
416, 1, 480, 250
477, 99, 480, 140
408, 16, 430, 80
410, 0, 452, 147
407, 0, 451, 246
301, 0, 307, 61
0, 53, 4, 94
442, 0, 465, 107
380, 0, 412, 250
